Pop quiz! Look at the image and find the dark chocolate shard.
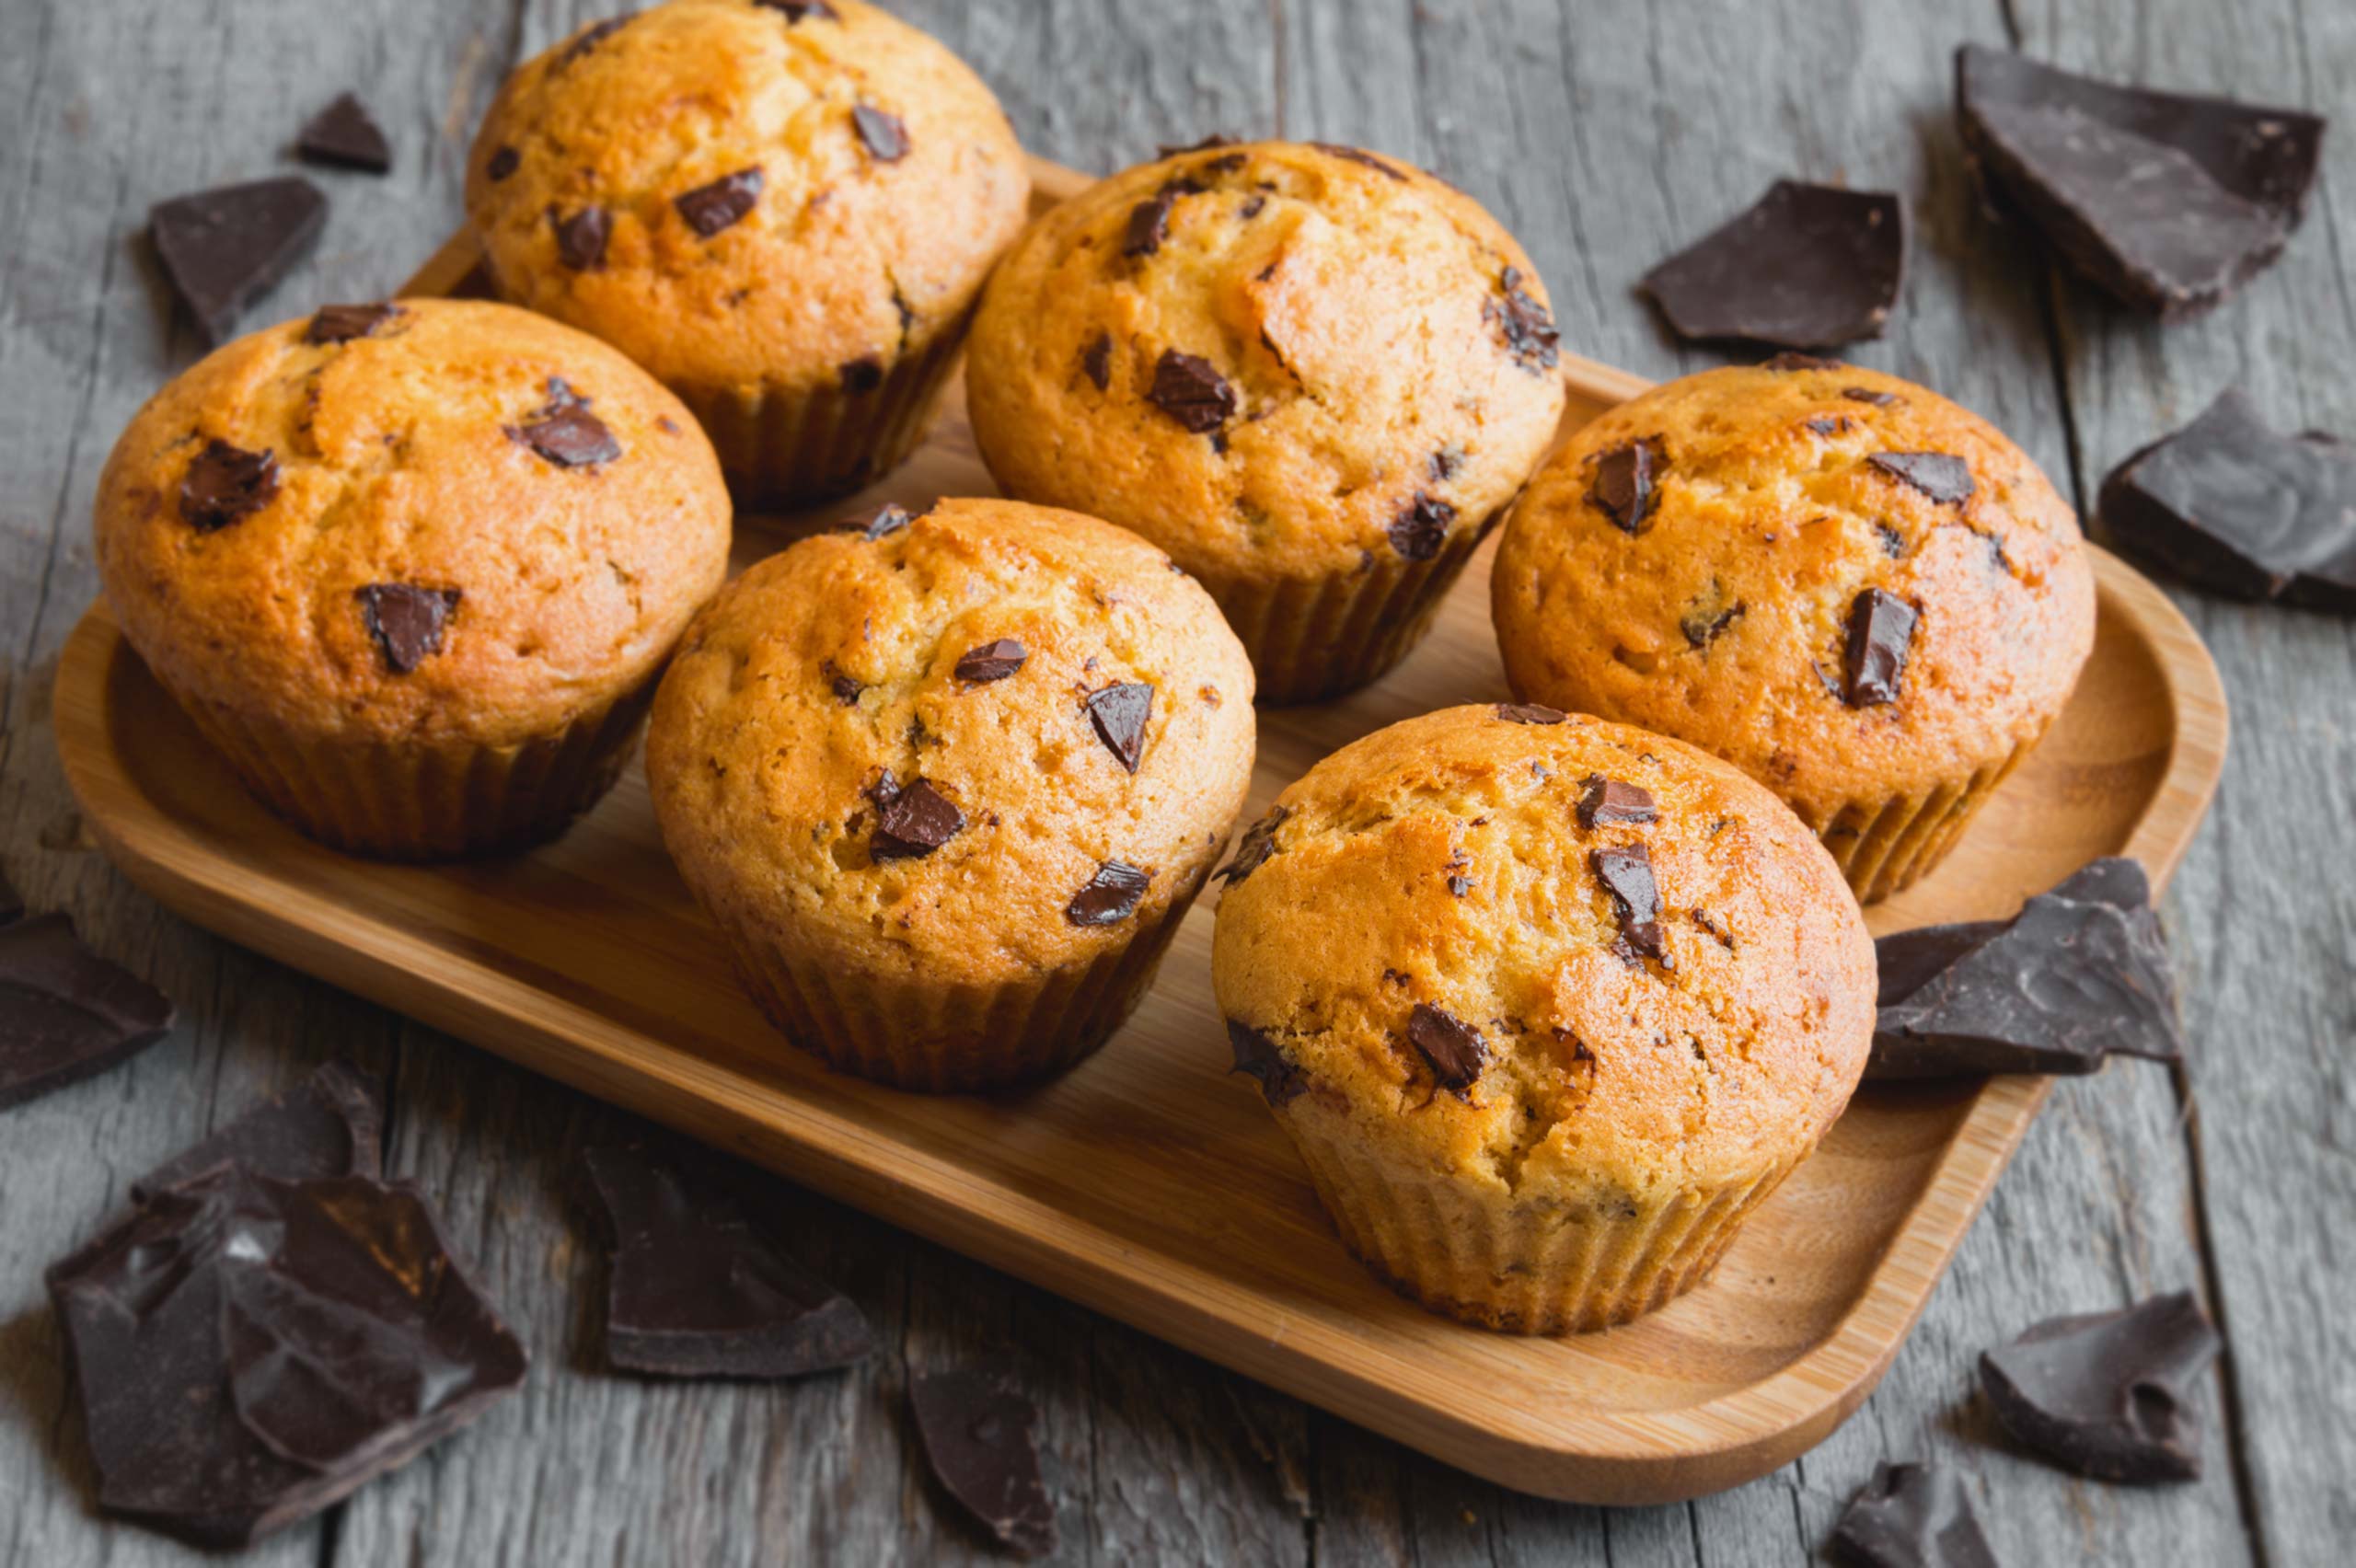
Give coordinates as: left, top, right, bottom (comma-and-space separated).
1218, 805, 1290, 884
756, 0, 838, 18
0, 914, 177, 1112
583, 1139, 872, 1378
1080, 331, 1114, 390
850, 502, 912, 541
872, 778, 964, 860
135, 1062, 383, 1202
954, 639, 1027, 684
507, 378, 620, 467
674, 167, 764, 236
852, 103, 910, 163
1158, 133, 1240, 158
1870, 451, 1977, 506
1590, 845, 1668, 964
1762, 352, 1843, 371
486, 145, 520, 181
1483, 265, 1560, 372
1842, 587, 1918, 707
305, 303, 401, 344
180, 439, 280, 531
1980, 1290, 2220, 1483
1066, 861, 1152, 928
2098, 386, 2356, 612
355, 584, 460, 674
1957, 45, 2327, 320
150, 177, 327, 345
910, 1365, 1057, 1559
1429, 444, 1465, 481
1312, 142, 1409, 182
1147, 350, 1236, 433
1576, 775, 1658, 830
1833, 1462, 1998, 1568
1875, 857, 2150, 1009
560, 14, 633, 65
1084, 682, 1154, 773
1588, 438, 1665, 535
1642, 179, 1908, 350
1125, 179, 1197, 257
839, 354, 885, 393
1387, 491, 1456, 560
1496, 702, 1566, 725
1845, 386, 1901, 408
47, 1166, 526, 1549
1225, 1018, 1307, 1105
296, 93, 391, 174
1405, 1003, 1486, 1096
1447, 875, 1472, 897
551, 204, 611, 271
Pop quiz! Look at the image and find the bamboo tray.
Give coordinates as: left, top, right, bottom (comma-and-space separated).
52, 158, 2227, 1505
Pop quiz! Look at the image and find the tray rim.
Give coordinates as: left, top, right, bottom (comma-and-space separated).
49, 156, 2232, 1503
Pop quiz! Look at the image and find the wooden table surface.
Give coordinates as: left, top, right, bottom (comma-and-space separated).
3, 3, 2349, 1564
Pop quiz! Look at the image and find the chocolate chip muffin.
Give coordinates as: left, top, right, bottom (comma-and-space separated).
644, 496, 1254, 1091
964, 138, 1567, 704
465, 0, 1031, 506
1212, 703, 1875, 1333
93, 298, 731, 859
1492, 357, 2096, 902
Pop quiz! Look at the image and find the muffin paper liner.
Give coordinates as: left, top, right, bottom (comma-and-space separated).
1800, 732, 2037, 904
1279, 1116, 1805, 1334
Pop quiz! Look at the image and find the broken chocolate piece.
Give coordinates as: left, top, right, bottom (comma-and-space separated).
1312, 142, 1409, 181
1591, 845, 1667, 964
1429, 444, 1465, 481
180, 439, 280, 532
583, 1139, 872, 1378
1958, 45, 2327, 319
954, 639, 1027, 684
2098, 386, 2356, 612
1218, 805, 1289, 884
150, 177, 327, 345
1066, 861, 1152, 928
910, 1365, 1057, 1559
674, 167, 764, 236
1124, 179, 1197, 257
1869, 451, 1976, 506
1496, 702, 1566, 725
1405, 1003, 1486, 1096
1833, 1463, 1997, 1568
559, 14, 632, 65
137, 1062, 383, 1201
1084, 682, 1153, 773
0, 914, 176, 1112
1642, 179, 1908, 349
872, 778, 964, 860
507, 379, 620, 467
1446, 875, 1472, 897
852, 103, 909, 162
850, 502, 911, 541
551, 204, 610, 271
1226, 1018, 1307, 1105
1874, 858, 2147, 1008
1158, 133, 1239, 158
296, 93, 391, 174
46, 1166, 526, 1549
1762, 352, 1843, 371
1080, 332, 1113, 391
757, 0, 838, 18
1842, 588, 1918, 707
485, 146, 520, 181
839, 355, 885, 393
305, 303, 401, 344
1845, 386, 1900, 408
1588, 438, 1665, 535
1980, 1290, 2220, 1483
1147, 350, 1235, 433
1387, 491, 1456, 560
1483, 265, 1559, 373
1576, 776, 1658, 830
824, 661, 863, 705
355, 584, 459, 674
1680, 584, 1746, 648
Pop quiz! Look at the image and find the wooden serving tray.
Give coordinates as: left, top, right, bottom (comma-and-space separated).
52, 159, 2227, 1505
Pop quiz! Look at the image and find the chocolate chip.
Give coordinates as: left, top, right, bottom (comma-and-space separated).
756, 0, 838, 18
1159, 133, 1239, 157
1218, 805, 1289, 884
0, 913, 176, 1112
1842, 588, 1918, 707
1387, 491, 1456, 560
1691, 908, 1737, 951
909, 1366, 1057, 1558
1762, 352, 1843, 371
1429, 444, 1465, 481
1066, 861, 1152, 927
486, 145, 520, 181
824, 661, 863, 705
1576, 776, 1657, 830
1496, 702, 1565, 724
1591, 845, 1667, 963
839, 355, 887, 394
674, 167, 764, 236
1226, 1018, 1307, 1105
507, 380, 620, 467
852, 103, 909, 162
872, 778, 964, 860
1869, 451, 1975, 505
1588, 438, 1665, 535
1483, 265, 1560, 373
585, 1138, 873, 1379
1876, 521, 1908, 557
849, 502, 911, 541
1833, 1463, 1997, 1568
1641, 180, 1907, 349
1080, 331, 1113, 390
179, 439, 279, 531
1084, 682, 1153, 773
551, 204, 611, 271
1806, 415, 1853, 437
304, 303, 400, 344
1843, 386, 1900, 407
560, 15, 632, 65
150, 177, 327, 344
1446, 875, 1472, 898
1312, 141, 1409, 181
295, 92, 391, 174
1239, 193, 1266, 219
1124, 179, 1197, 257
355, 583, 460, 674
1405, 1003, 1486, 1096
1147, 350, 1235, 433
1680, 586, 1746, 649
1980, 1291, 2221, 1483
953, 640, 1026, 684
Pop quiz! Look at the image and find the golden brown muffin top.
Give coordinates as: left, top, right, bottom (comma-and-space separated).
1212, 705, 1876, 1203
93, 299, 731, 745
1492, 360, 2097, 818
964, 139, 1568, 586
645, 498, 1256, 987
465, 0, 1030, 398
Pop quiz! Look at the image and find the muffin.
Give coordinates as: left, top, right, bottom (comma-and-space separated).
465, 0, 1031, 506
1212, 703, 1876, 1333
965, 138, 1568, 703
1492, 357, 2096, 902
645, 496, 1255, 1091
93, 298, 731, 859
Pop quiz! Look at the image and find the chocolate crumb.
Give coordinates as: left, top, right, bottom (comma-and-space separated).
823, 661, 863, 705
